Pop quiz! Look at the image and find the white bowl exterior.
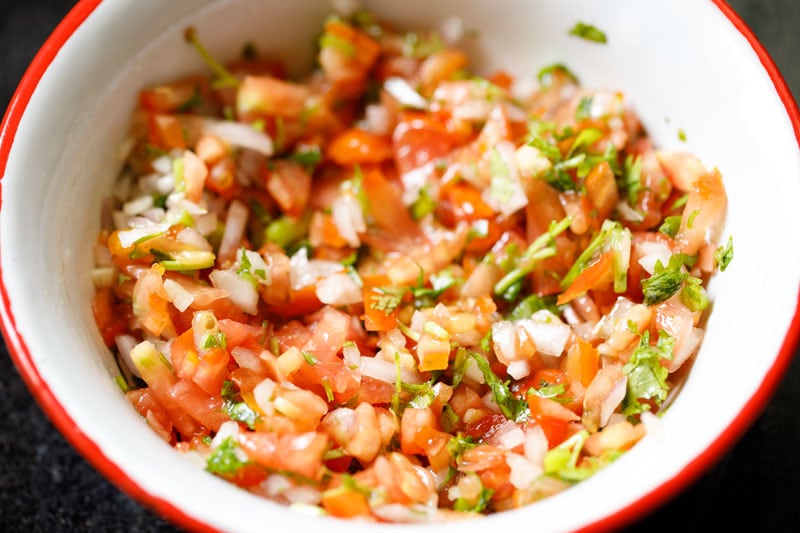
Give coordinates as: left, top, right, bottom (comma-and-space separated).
1, 0, 798, 531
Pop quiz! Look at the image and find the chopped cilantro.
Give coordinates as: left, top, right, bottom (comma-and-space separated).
291, 145, 323, 170
714, 235, 734, 272
220, 380, 260, 429
441, 404, 459, 433
468, 351, 528, 422
568, 21, 608, 43
319, 30, 356, 57
494, 216, 572, 296
206, 437, 249, 475
641, 254, 693, 306
680, 278, 709, 312
201, 331, 227, 350
622, 331, 673, 415
454, 485, 494, 513
488, 148, 516, 205
447, 434, 477, 464
621, 154, 643, 206
658, 215, 682, 238
537, 63, 579, 88
302, 351, 320, 366
184, 27, 240, 88
403, 31, 444, 58
507, 294, 560, 321
678, 128, 687, 142
543, 430, 590, 480
575, 96, 593, 122
370, 285, 408, 315
686, 208, 700, 229
411, 184, 436, 220
321, 378, 335, 402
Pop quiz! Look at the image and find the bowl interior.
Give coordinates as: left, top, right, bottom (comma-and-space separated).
2, 0, 798, 531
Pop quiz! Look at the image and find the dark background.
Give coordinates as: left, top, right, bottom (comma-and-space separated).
1, 1, 798, 531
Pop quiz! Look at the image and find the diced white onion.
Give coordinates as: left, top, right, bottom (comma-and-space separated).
365, 104, 390, 136
331, 193, 366, 248
284, 486, 322, 505
204, 119, 273, 157
482, 141, 528, 216
176, 227, 213, 252
211, 421, 241, 449
360, 356, 398, 384
316, 272, 362, 305
123, 195, 154, 216
231, 346, 261, 371
151, 155, 173, 175
288, 248, 343, 291
163, 278, 195, 312
115, 334, 141, 378
616, 199, 645, 222
209, 269, 259, 314
518, 310, 571, 357
524, 426, 548, 465
342, 342, 362, 371
495, 424, 526, 450
491, 320, 517, 364
384, 77, 429, 110
506, 359, 532, 380
506, 453, 541, 490
218, 199, 249, 263
116, 221, 170, 248
599, 375, 628, 428
637, 241, 673, 275
253, 378, 276, 415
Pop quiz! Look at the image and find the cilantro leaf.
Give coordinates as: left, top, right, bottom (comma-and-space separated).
206, 437, 249, 475
468, 352, 529, 422
622, 331, 673, 415
371, 285, 408, 315
714, 235, 734, 272
568, 22, 608, 44
641, 254, 692, 306
537, 63, 579, 88
454, 485, 494, 513
658, 215, 682, 238
507, 294, 560, 321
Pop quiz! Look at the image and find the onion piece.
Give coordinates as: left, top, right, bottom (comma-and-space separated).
204, 119, 273, 156
209, 269, 259, 314
384, 77, 429, 110
116, 222, 170, 249
316, 272, 362, 305
288, 248, 344, 291
331, 193, 365, 247
518, 311, 571, 357
217, 199, 249, 265
115, 334, 141, 378
163, 278, 195, 312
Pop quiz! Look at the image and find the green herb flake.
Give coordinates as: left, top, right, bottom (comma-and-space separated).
686, 208, 700, 229
641, 254, 691, 306
658, 215, 682, 238
507, 294, 560, 321
302, 351, 320, 366
454, 485, 494, 513
537, 63, 579, 88
371, 285, 408, 315
575, 96, 593, 122
206, 437, 249, 475
568, 21, 608, 44
714, 235, 734, 272
678, 129, 687, 142
468, 352, 529, 422
622, 331, 673, 415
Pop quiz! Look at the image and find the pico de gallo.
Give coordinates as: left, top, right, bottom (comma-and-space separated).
91, 10, 733, 522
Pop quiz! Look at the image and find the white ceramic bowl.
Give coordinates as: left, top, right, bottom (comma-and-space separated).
1, 1, 798, 531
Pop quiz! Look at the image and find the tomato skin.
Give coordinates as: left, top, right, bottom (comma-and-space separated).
392, 114, 452, 176
92, 288, 130, 348
557, 250, 615, 305
328, 128, 392, 165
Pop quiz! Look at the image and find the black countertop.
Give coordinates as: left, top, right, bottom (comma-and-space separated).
1, 1, 798, 532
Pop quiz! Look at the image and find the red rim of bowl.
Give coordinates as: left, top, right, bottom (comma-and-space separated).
0, 1, 798, 532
